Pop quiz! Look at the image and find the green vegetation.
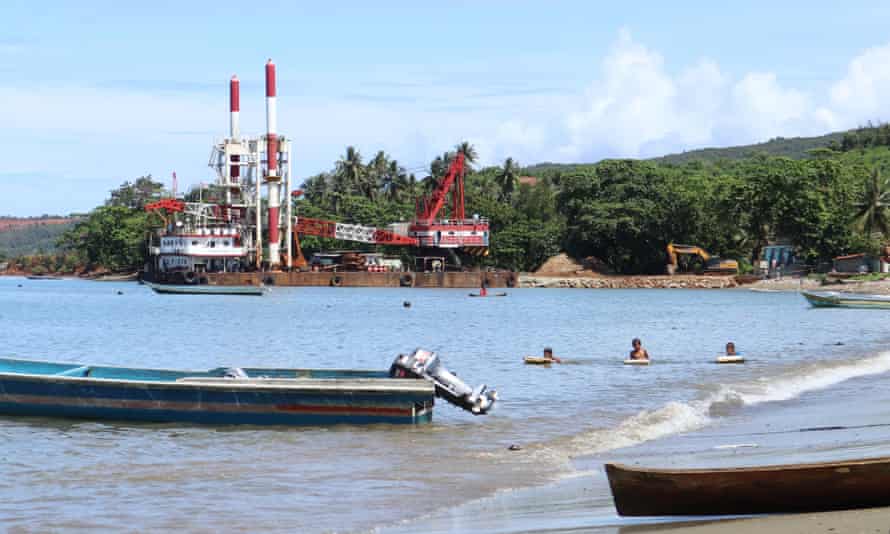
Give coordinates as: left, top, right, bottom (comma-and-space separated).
11, 126, 890, 276
849, 272, 890, 281
54, 176, 165, 272
294, 137, 890, 274
0, 221, 75, 258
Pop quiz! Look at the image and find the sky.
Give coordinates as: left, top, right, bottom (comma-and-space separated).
3, 1, 890, 216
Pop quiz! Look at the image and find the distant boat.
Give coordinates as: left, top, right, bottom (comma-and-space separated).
802, 290, 890, 309
468, 292, 508, 297
25, 275, 62, 280
606, 456, 890, 516
145, 281, 266, 296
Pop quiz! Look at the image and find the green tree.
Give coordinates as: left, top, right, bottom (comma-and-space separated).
496, 158, 520, 201
854, 167, 890, 237
107, 175, 165, 210
454, 141, 478, 171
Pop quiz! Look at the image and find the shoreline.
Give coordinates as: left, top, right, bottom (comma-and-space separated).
384, 339, 890, 534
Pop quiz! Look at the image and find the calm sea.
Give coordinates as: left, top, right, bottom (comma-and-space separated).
1, 277, 888, 533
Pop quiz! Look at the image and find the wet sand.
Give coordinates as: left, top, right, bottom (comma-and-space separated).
650, 508, 890, 534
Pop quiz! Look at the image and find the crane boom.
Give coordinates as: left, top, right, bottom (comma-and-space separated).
416, 152, 465, 223
295, 216, 418, 246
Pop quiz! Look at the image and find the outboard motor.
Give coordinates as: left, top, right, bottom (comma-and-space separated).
390, 349, 497, 415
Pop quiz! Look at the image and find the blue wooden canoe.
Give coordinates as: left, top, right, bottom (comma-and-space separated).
0, 357, 435, 426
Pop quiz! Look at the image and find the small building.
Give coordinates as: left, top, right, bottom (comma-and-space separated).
831, 253, 889, 273
759, 245, 795, 276
0, 262, 7, 273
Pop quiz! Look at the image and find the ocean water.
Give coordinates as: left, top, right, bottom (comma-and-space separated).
1, 277, 889, 533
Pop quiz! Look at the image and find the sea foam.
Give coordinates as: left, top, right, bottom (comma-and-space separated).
561, 350, 890, 458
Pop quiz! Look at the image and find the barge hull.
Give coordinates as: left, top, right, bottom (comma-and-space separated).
194, 271, 517, 288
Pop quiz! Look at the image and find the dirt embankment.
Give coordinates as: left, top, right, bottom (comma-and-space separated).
528, 253, 739, 288
0, 217, 75, 232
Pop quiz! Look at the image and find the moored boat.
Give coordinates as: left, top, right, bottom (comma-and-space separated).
802, 290, 890, 309
0, 349, 496, 426
145, 281, 266, 296
606, 456, 890, 516
25, 275, 62, 280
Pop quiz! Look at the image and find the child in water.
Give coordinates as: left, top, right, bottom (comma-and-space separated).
543, 347, 562, 364
630, 338, 650, 360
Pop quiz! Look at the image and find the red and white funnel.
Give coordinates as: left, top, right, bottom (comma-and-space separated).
229, 75, 240, 182
265, 59, 281, 267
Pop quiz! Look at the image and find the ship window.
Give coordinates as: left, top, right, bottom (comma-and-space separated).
192, 240, 198, 246
210, 241, 216, 248
223, 240, 230, 247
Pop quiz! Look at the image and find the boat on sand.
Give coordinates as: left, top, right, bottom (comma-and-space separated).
606, 456, 890, 516
802, 290, 890, 309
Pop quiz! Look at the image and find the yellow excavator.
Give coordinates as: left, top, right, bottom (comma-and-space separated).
666, 243, 738, 275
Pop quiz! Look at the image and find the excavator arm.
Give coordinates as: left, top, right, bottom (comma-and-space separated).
667, 243, 736, 275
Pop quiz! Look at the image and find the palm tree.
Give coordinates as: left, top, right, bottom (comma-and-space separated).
302, 173, 330, 205
854, 168, 890, 237
382, 160, 406, 201
430, 152, 452, 179
336, 146, 364, 195
496, 157, 520, 201
363, 150, 389, 201
454, 141, 478, 171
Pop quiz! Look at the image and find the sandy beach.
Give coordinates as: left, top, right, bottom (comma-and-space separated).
654, 508, 890, 534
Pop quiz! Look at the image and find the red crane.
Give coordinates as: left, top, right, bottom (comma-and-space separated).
290, 149, 490, 267
409, 152, 489, 249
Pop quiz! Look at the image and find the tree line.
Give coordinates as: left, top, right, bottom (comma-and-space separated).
7, 137, 889, 275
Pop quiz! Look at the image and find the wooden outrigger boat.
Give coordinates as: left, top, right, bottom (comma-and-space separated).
802, 290, 890, 309
606, 456, 890, 516
145, 281, 266, 296
0, 350, 497, 426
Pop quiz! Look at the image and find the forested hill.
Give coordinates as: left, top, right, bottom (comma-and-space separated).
651, 132, 848, 165
0, 217, 79, 259
525, 126, 889, 173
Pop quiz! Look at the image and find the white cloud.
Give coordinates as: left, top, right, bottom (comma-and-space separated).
829, 42, 890, 126
557, 30, 845, 161
7, 31, 890, 215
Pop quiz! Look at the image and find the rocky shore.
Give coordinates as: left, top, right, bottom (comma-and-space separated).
519, 274, 739, 289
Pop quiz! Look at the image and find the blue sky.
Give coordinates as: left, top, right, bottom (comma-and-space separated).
3, 1, 890, 215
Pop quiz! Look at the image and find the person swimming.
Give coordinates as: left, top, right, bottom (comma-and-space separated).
725, 342, 737, 356
543, 347, 562, 363
629, 338, 650, 361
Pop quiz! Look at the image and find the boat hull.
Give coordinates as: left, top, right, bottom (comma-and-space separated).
146, 281, 266, 296
606, 457, 890, 516
802, 290, 890, 309
0, 359, 435, 426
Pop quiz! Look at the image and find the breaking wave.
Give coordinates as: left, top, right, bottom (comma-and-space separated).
558, 350, 890, 458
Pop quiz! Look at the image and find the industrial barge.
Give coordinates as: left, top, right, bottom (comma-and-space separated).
0, 350, 496, 426
143, 60, 513, 289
